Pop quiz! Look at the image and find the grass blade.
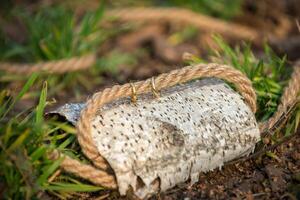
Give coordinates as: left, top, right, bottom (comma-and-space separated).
35, 81, 48, 128
44, 182, 103, 192
37, 156, 64, 186
0, 73, 38, 120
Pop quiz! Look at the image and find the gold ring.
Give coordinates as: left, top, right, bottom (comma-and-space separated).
151, 77, 160, 98
130, 82, 137, 104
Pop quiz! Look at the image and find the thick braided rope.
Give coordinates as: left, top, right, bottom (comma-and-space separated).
61, 155, 117, 188
58, 63, 256, 188
260, 65, 300, 131
0, 54, 96, 74
106, 7, 261, 43
0, 7, 265, 75
49, 150, 117, 188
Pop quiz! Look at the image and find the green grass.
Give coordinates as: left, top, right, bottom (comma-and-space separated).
0, 5, 139, 199
0, 5, 137, 99
1, 4, 104, 61
212, 37, 290, 121
0, 76, 103, 199
0, 3, 299, 200
186, 36, 299, 134
0, 5, 105, 98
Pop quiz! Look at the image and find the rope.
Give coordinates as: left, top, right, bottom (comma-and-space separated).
0, 53, 96, 74
0, 7, 262, 75
106, 7, 261, 44
49, 150, 117, 188
61, 155, 117, 188
260, 64, 300, 132
58, 63, 256, 188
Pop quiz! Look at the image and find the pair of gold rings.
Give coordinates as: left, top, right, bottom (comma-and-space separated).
130, 77, 160, 104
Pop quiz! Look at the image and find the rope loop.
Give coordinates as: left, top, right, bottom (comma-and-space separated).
63, 63, 257, 188
0, 53, 96, 74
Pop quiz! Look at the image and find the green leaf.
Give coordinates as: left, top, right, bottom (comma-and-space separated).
80, 3, 104, 37
7, 129, 30, 152
30, 146, 47, 162
44, 182, 103, 192
37, 156, 64, 185
3, 119, 13, 145
35, 81, 48, 128
58, 135, 76, 150
265, 151, 280, 161
48, 122, 76, 134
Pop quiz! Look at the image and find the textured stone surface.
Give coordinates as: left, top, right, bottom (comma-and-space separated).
50, 78, 260, 199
